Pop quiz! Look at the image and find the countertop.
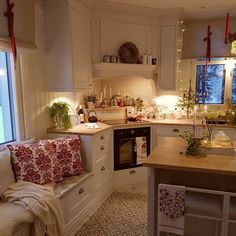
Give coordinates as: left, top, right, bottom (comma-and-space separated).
143, 137, 236, 176
47, 119, 235, 136
47, 122, 111, 136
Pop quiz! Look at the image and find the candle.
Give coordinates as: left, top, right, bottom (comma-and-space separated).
104, 84, 106, 98
193, 105, 197, 137
110, 87, 112, 98
204, 105, 207, 112
225, 13, 229, 44
100, 92, 102, 101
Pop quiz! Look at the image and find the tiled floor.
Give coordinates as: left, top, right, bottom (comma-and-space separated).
75, 192, 147, 236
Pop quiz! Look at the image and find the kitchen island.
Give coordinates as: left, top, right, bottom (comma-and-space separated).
143, 137, 236, 236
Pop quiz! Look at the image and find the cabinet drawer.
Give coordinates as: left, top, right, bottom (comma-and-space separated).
94, 131, 110, 147
115, 167, 147, 187
157, 125, 193, 136
94, 157, 110, 193
66, 178, 93, 223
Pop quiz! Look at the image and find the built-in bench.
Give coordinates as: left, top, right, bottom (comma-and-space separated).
0, 144, 94, 236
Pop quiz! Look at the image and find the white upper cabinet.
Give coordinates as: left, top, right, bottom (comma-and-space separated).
0, 0, 35, 47
159, 25, 177, 90
44, 0, 92, 91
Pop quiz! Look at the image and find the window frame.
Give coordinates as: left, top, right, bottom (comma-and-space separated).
190, 59, 233, 107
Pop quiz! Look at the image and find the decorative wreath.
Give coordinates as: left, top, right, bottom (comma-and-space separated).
119, 42, 139, 64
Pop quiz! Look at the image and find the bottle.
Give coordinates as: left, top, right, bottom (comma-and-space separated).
77, 105, 85, 123
147, 54, 152, 65
142, 53, 147, 64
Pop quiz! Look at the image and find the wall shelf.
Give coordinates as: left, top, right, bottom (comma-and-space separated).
93, 63, 157, 80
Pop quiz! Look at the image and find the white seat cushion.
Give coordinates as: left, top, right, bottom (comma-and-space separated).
0, 150, 16, 198
0, 202, 34, 236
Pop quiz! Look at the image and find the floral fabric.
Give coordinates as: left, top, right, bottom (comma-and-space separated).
40, 138, 83, 177
7, 142, 63, 185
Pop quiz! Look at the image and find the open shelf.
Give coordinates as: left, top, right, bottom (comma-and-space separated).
93, 63, 157, 80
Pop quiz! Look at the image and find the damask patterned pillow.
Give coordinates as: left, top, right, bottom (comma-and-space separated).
41, 138, 83, 177
7, 142, 63, 185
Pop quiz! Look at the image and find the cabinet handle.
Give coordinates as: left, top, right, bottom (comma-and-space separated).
79, 188, 84, 194
89, 84, 92, 86
101, 166, 106, 172
100, 135, 105, 140
100, 146, 105, 150
129, 170, 136, 174
172, 128, 179, 133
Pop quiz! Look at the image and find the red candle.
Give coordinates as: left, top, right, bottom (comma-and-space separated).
225, 13, 229, 44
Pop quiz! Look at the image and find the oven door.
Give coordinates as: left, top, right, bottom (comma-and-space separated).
114, 127, 150, 170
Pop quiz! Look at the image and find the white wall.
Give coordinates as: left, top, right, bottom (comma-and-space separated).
19, 0, 79, 139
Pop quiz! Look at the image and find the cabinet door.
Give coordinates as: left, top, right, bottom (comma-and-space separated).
159, 25, 176, 90
70, 8, 92, 89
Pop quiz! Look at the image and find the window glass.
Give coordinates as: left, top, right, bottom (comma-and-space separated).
232, 67, 236, 104
196, 64, 225, 104
0, 52, 16, 144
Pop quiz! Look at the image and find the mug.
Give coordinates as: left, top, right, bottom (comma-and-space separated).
103, 55, 110, 63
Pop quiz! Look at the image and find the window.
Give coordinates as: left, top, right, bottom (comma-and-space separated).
195, 64, 225, 104
0, 52, 16, 144
232, 67, 236, 104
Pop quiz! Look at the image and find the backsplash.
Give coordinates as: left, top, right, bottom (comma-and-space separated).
92, 76, 156, 105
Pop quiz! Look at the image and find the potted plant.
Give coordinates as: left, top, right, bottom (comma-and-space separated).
84, 94, 97, 108
49, 101, 72, 129
180, 131, 206, 157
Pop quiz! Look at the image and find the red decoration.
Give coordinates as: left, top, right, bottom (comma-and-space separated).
224, 13, 229, 44
203, 25, 212, 63
4, 0, 17, 68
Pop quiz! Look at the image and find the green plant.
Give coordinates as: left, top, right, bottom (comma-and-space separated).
180, 131, 206, 157
49, 101, 72, 129
84, 94, 97, 103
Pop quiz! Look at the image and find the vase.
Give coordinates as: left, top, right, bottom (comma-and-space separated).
87, 101, 95, 109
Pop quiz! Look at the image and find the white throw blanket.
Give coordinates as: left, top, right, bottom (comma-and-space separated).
2, 181, 64, 236
158, 184, 185, 235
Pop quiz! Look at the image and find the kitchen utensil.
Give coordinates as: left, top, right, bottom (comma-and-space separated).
88, 111, 98, 123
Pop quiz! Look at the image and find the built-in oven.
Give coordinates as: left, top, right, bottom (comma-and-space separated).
114, 127, 150, 170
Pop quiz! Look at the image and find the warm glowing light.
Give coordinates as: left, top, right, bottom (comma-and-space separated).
155, 95, 179, 112
0, 69, 5, 76
204, 105, 207, 112
231, 40, 236, 55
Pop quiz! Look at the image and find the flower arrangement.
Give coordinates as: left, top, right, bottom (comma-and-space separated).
83, 94, 97, 103
49, 101, 72, 129
202, 111, 226, 142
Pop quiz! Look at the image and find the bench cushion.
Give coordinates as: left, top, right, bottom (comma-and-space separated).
0, 202, 34, 236
0, 150, 16, 198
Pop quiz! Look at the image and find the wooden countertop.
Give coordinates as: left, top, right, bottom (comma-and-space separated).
47, 122, 111, 136
143, 137, 236, 176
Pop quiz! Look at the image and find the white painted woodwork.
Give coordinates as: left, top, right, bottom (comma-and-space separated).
114, 167, 148, 190
44, 0, 92, 91
156, 125, 195, 145
0, 0, 35, 48
93, 63, 157, 80
159, 25, 177, 90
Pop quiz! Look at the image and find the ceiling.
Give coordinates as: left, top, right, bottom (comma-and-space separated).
102, 0, 236, 19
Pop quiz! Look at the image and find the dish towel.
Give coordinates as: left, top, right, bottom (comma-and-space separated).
135, 136, 147, 164
158, 184, 185, 235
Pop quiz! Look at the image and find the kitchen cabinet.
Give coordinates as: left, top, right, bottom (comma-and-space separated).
44, 0, 92, 91
156, 125, 197, 146
159, 25, 177, 90
0, 0, 35, 48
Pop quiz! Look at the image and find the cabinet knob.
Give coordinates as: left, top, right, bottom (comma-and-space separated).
100, 146, 105, 150
100, 135, 105, 140
79, 188, 84, 194
101, 166, 106, 172
172, 128, 179, 133
89, 84, 92, 86
129, 170, 136, 174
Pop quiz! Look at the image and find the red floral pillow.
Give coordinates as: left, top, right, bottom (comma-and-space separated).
7, 142, 63, 185
41, 138, 83, 177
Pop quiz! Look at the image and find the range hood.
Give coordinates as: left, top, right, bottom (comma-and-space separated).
93, 63, 157, 80
182, 17, 236, 59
